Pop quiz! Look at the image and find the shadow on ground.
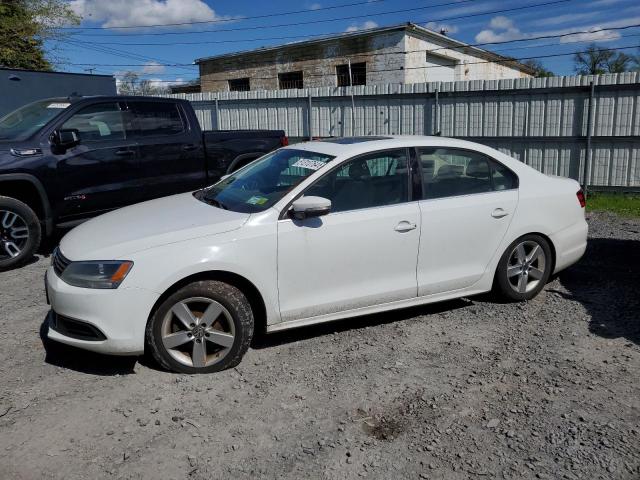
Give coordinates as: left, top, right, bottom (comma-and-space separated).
557, 238, 640, 346
251, 298, 470, 349
39, 315, 139, 376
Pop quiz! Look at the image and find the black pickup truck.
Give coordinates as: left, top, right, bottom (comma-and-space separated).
0, 95, 287, 269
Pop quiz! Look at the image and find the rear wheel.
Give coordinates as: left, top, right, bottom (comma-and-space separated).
495, 234, 552, 301
146, 280, 254, 374
0, 196, 41, 271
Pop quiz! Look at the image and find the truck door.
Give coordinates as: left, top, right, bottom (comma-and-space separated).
53, 101, 142, 221
128, 100, 206, 200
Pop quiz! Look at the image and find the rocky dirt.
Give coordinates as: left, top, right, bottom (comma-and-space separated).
0, 211, 638, 480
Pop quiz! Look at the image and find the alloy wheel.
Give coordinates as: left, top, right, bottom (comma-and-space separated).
506, 240, 547, 294
160, 297, 235, 369
0, 210, 29, 260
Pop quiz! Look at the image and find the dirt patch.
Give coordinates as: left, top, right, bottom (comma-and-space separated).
0, 211, 638, 479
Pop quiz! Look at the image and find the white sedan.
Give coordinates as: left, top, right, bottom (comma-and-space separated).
46, 136, 587, 373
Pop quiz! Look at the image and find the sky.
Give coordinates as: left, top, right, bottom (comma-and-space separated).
49, 0, 640, 87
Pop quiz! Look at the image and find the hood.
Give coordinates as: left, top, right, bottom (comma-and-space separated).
60, 192, 249, 260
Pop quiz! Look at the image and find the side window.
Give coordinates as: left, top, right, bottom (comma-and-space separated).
130, 102, 185, 137
305, 149, 409, 213
60, 103, 126, 142
491, 160, 519, 190
418, 148, 493, 199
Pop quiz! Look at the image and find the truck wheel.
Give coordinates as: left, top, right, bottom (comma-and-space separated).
146, 280, 254, 374
0, 196, 41, 271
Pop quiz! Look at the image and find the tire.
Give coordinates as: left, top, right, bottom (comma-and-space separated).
0, 196, 42, 271
494, 234, 553, 302
146, 280, 254, 374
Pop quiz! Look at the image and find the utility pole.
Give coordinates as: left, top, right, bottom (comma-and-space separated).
84, 68, 96, 74
348, 59, 356, 136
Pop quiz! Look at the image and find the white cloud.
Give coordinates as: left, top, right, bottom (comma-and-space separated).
475, 16, 523, 43
141, 61, 166, 74
425, 22, 459, 35
309, 3, 322, 10
529, 12, 599, 27
69, 0, 222, 29
489, 16, 514, 30
559, 29, 621, 43
345, 20, 378, 32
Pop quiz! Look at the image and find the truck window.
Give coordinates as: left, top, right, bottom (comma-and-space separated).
129, 102, 185, 137
60, 103, 127, 142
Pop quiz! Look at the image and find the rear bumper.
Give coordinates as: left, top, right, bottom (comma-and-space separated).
45, 267, 160, 355
551, 219, 588, 274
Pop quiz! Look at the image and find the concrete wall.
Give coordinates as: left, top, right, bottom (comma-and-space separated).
198, 30, 529, 93
404, 33, 531, 84
158, 72, 640, 188
0, 69, 116, 117
199, 30, 406, 92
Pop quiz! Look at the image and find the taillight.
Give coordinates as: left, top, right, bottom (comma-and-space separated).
280, 136, 289, 147
576, 189, 586, 208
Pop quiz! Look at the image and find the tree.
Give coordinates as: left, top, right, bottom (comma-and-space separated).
605, 52, 633, 73
573, 44, 634, 75
0, 0, 80, 70
117, 72, 170, 95
521, 59, 554, 78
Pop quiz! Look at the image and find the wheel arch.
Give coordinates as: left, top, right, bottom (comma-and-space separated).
147, 270, 268, 334
493, 231, 557, 282
0, 174, 53, 235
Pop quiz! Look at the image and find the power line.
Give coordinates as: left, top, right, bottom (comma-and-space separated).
101, 32, 640, 75
83, 22, 640, 53
59, 24, 640, 68
62, 0, 387, 30
67, 0, 572, 37
79, 45, 640, 83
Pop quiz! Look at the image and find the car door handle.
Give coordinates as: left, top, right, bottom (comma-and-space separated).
182, 144, 198, 151
491, 208, 509, 218
395, 221, 417, 232
115, 149, 136, 156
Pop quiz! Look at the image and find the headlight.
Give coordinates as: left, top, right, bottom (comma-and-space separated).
60, 261, 133, 289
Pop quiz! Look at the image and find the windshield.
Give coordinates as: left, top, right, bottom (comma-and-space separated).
0, 99, 71, 141
199, 148, 335, 213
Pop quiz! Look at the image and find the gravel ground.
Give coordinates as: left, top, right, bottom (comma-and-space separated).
0, 211, 638, 480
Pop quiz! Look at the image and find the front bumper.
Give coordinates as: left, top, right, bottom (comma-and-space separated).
45, 266, 160, 355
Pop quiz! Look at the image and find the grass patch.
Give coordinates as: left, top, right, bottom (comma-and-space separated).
587, 193, 640, 218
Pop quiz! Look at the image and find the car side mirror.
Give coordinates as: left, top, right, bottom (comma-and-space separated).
289, 196, 331, 220
51, 128, 80, 153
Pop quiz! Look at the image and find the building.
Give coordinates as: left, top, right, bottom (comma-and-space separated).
170, 80, 201, 94
0, 68, 116, 116
196, 23, 534, 93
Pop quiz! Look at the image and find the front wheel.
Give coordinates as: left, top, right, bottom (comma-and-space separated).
0, 196, 41, 271
495, 234, 552, 301
146, 280, 254, 374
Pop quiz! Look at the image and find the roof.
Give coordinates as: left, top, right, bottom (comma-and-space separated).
286, 135, 485, 158
195, 22, 535, 75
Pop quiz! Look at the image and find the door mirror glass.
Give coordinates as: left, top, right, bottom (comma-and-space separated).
290, 196, 331, 220
51, 128, 80, 153
58, 128, 80, 146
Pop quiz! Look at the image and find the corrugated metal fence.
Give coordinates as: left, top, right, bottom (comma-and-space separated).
162, 72, 640, 187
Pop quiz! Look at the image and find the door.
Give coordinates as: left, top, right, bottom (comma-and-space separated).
416, 147, 519, 296
129, 100, 206, 200
277, 148, 420, 322
54, 101, 141, 220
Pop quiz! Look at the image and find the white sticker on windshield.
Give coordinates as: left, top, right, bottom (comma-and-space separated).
292, 158, 326, 171
47, 102, 70, 109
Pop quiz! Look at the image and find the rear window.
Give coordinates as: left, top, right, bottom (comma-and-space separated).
129, 102, 185, 137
